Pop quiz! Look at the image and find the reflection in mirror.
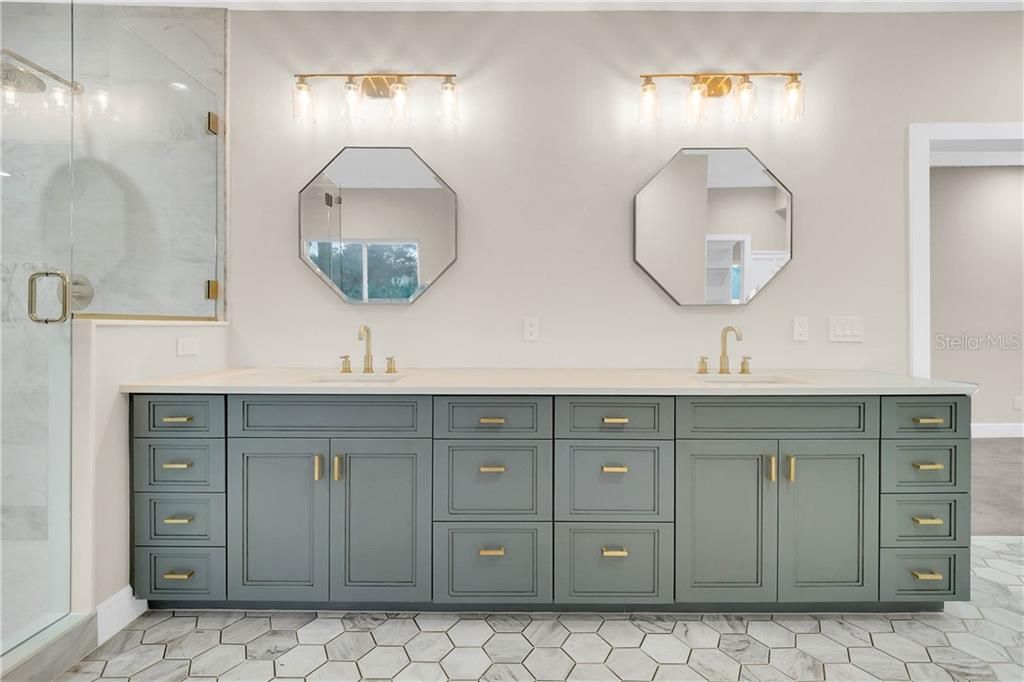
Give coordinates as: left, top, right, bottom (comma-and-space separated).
634, 148, 791, 305
299, 147, 456, 304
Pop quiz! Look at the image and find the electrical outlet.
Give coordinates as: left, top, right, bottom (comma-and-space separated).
793, 316, 809, 342
523, 317, 540, 342
1014, 396, 1022, 411
176, 337, 198, 357
828, 315, 864, 343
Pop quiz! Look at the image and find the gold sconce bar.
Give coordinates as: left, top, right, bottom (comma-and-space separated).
911, 570, 944, 581
601, 547, 629, 558
163, 516, 194, 525
912, 516, 945, 526
913, 462, 946, 471
479, 547, 505, 557
912, 417, 946, 425
162, 570, 194, 581
601, 465, 629, 474
479, 417, 507, 425
161, 416, 194, 424
161, 462, 193, 470
479, 465, 507, 474
602, 417, 630, 425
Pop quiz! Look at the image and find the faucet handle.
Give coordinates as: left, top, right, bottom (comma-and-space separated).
386, 356, 398, 374
339, 354, 352, 374
697, 356, 709, 375
740, 356, 752, 375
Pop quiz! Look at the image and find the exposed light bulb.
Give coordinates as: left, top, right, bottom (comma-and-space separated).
389, 78, 410, 123
735, 76, 756, 122
687, 79, 707, 124
293, 78, 315, 124
438, 77, 458, 125
782, 76, 804, 123
639, 77, 659, 122
342, 77, 362, 122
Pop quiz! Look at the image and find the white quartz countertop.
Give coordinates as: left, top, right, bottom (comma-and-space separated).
120, 368, 977, 396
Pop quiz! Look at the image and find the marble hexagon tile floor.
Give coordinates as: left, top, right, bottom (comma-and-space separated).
59, 537, 1023, 682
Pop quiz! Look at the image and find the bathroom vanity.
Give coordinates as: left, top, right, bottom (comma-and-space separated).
124, 369, 974, 611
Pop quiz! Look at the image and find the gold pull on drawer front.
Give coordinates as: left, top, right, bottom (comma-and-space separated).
601, 547, 629, 558
479, 465, 507, 474
479, 547, 505, 557
911, 570, 944, 581
601, 465, 629, 474
162, 516, 194, 525
913, 462, 946, 471
602, 416, 630, 425
162, 570, 194, 581
479, 417, 507, 425
912, 516, 945, 526
161, 462, 193, 470
912, 417, 946, 425
161, 416, 194, 424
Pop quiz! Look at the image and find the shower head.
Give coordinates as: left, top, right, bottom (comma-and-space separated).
1, 60, 46, 93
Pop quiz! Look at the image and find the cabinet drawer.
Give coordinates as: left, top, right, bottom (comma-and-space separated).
881, 494, 970, 548
556, 397, 674, 439
434, 397, 552, 439
677, 397, 880, 439
229, 395, 431, 438
880, 548, 970, 601
554, 523, 673, 603
132, 439, 225, 493
433, 523, 553, 603
881, 440, 970, 493
132, 395, 225, 438
881, 396, 970, 439
555, 441, 673, 522
134, 547, 226, 600
134, 493, 226, 547
434, 440, 552, 521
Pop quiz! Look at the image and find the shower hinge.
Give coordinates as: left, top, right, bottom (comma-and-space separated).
207, 112, 221, 135
206, 280, 220, 300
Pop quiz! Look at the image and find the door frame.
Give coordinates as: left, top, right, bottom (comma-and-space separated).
907, 121, 1024, 378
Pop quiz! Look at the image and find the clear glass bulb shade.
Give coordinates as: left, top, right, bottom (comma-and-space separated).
342, 79, 362, 122
687, 80, 707, 124
438, 80, 458, 124
782, 79, 804, 123
735, 79, 756, 122
293, 80, 315, 123
389, 80, 410, 123
639, 80, 659, 122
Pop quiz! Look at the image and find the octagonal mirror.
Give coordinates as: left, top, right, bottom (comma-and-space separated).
634, 148, 792, 305
300, 146, 457, 304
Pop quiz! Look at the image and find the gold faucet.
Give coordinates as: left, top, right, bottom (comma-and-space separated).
339, 354, 352, 374
357, 325, 373, 373
719, 325, 743, 374
697, 356, 710, 375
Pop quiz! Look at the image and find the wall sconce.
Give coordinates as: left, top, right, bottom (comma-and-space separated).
638, 71, 803, 124
292, 72, 459, 126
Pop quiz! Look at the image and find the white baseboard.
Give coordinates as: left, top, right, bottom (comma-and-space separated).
972, 422, 1024, 438
96, 586, 148, 645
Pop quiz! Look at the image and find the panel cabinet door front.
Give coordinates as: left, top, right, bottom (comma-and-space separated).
228, 439, 330, 601
778, 440, 879, 602
330, 439, 432, 602
676, 440, 778, 602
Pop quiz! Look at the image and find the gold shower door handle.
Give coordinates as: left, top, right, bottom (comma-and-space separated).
333, 455, 342, 481
787, 456, 796, 482
479, 547, 505, 557
314, 454, 324, 481
769, 455, 777, 482
912, 417, 945, 425
27, 270, 71, 324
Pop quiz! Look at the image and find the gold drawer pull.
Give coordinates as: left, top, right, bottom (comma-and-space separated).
479, 465, 507, 474
602, 416, 630, 425
333, 455, 342, 481
479, 417, 507, 425
602, 547, 629, 558
161, 462, 193, 470
602, 465, 629, 474
162, 516, 194, 525
913, 516, 945, 526
912, 417, 945, 425
913, 462, 946, 471
314, 454, 323, 481
162, 570, 194, 581
769, 455, 777, 482
479, 547, 505, 557
911, 570, 944, 581
787, 456, 796, 482
161, 416, 194, 424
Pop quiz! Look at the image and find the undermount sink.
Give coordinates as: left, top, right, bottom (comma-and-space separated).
315, 373, 406, 383
699, 375, 806, 385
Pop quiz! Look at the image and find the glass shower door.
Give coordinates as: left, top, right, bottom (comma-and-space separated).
0, 1, 74, 655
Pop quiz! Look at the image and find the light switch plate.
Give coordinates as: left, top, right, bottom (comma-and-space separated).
176, 337, 198, 357
828, 315, 864, 343
793, 316, 809, 342
523, 317, 540, 342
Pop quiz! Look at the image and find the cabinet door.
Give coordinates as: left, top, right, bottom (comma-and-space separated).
676, 440, 778, 602
778, 439, 879, 602
330, 439, 432, 602
228, 439, 330, 601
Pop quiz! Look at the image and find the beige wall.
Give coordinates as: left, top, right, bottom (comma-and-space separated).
227, 10, 1022, 370
931, 166, 1023, 424
708, 187, 789, 252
